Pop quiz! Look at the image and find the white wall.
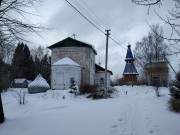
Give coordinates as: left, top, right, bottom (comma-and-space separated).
95, 71, 111, 87
51, 65, 81, 90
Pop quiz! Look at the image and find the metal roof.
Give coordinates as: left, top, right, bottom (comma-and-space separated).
123, 63, 139, 75
48, 37, 97, 55
125, 45, 135, 61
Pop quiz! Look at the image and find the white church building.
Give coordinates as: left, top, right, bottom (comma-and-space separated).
48, 37, 113, 90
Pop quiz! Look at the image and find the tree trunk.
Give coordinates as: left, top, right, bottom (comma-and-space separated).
0, 93, 5, 123
0, 0, 2, 6
0, 0, 5, 123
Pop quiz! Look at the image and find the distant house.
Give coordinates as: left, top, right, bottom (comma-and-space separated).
122, 45, 139, 84
48, 37, 113, 89
12, 78, 29, 88
145, 60, 169, 87
95, 64, 113, 87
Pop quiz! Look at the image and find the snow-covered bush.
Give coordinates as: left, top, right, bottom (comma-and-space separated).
91, 87, 117, 99
169, 86, 180, 99
80, 84, 116, 99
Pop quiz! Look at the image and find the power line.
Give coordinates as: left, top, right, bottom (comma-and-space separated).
72, 0, 106, 31
64, 0, 105, 34
109, 36, 126, 49
64, 0, 126, 50
80, 0, 108, 29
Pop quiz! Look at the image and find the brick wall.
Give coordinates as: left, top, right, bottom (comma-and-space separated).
51, 47, 95, 85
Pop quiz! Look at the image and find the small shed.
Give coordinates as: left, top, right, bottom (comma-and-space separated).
12, 78, 28, 88
28, 74, 50, 94
51, 57, 82, 90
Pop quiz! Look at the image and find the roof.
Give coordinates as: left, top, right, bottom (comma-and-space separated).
48, 37, 97, 55
28, 74, 50, 88
95, 64, 113, 75
123, 63, 139, 75
52, 57, 82, 68
14, 78, 27, 84
125, 45, 135, 61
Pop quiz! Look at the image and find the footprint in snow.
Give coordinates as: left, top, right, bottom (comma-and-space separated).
111, 125, 118, 128
149, 129, 154, 134
118, 118, 123, 121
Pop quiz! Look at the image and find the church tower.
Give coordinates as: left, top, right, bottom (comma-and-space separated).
122, 44, 139, 85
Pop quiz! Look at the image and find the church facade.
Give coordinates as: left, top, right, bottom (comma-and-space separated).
48, 37, 113, 90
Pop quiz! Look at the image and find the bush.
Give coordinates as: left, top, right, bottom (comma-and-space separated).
79, 84, 98, 94
169, 98, 180, 113
80, 84, 116, 99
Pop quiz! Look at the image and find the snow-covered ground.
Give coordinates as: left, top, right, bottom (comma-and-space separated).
0, 86, 180, 135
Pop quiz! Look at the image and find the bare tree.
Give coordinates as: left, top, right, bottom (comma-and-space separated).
131, 0, 180, 45
134, 24, 168, 67
12, 89, 26, 105
0, 0, 45, 45
134, 24, 168, 83
0, 0, 46, 123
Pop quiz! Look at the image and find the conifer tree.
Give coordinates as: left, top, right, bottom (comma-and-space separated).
170, 71, 180, 99
11, 43, 35, 81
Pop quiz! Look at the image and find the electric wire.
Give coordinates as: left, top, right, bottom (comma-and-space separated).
64, 0, 105, 34
72, 0, 106, 31
64, 0, 126, 50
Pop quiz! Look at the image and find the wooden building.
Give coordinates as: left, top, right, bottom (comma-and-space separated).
145, 60, 169, 87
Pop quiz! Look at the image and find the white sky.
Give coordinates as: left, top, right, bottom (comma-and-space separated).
25, 0, 179, 80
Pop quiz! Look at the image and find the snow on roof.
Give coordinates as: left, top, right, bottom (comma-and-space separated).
52, 57, 82, 67
27, 80, 32, 84
28, 74, 50, 88
14, 78, 27, 84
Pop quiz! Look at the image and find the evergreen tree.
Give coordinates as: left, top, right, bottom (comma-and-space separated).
170, 71, 180, 99
11, 43, 35, 81
40, 55, 51, 84
0, 58, 11, 91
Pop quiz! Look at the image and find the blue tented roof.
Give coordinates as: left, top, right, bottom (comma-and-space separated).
123, 63, 139, 75
125, 45, 134, 61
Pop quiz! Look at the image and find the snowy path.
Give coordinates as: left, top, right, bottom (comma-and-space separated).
110, 88, 159, 135
1, 86, 180, 135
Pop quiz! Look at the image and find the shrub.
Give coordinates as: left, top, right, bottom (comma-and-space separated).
79, 84, 98, 94
169, 98, 180, 113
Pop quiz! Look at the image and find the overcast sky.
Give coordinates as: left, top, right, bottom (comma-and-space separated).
26, 0, 178, 80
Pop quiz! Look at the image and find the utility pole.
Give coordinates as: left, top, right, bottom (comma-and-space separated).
105, 29, 111, 90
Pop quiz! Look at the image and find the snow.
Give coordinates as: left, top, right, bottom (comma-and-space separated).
52, 57, 82, 67
1, 86, 180, 135
14, 78, 27, 83
28, 74, 50, 88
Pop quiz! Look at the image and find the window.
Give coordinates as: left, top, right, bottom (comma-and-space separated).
100, 78, 104, 85
70, 77, 75, 84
